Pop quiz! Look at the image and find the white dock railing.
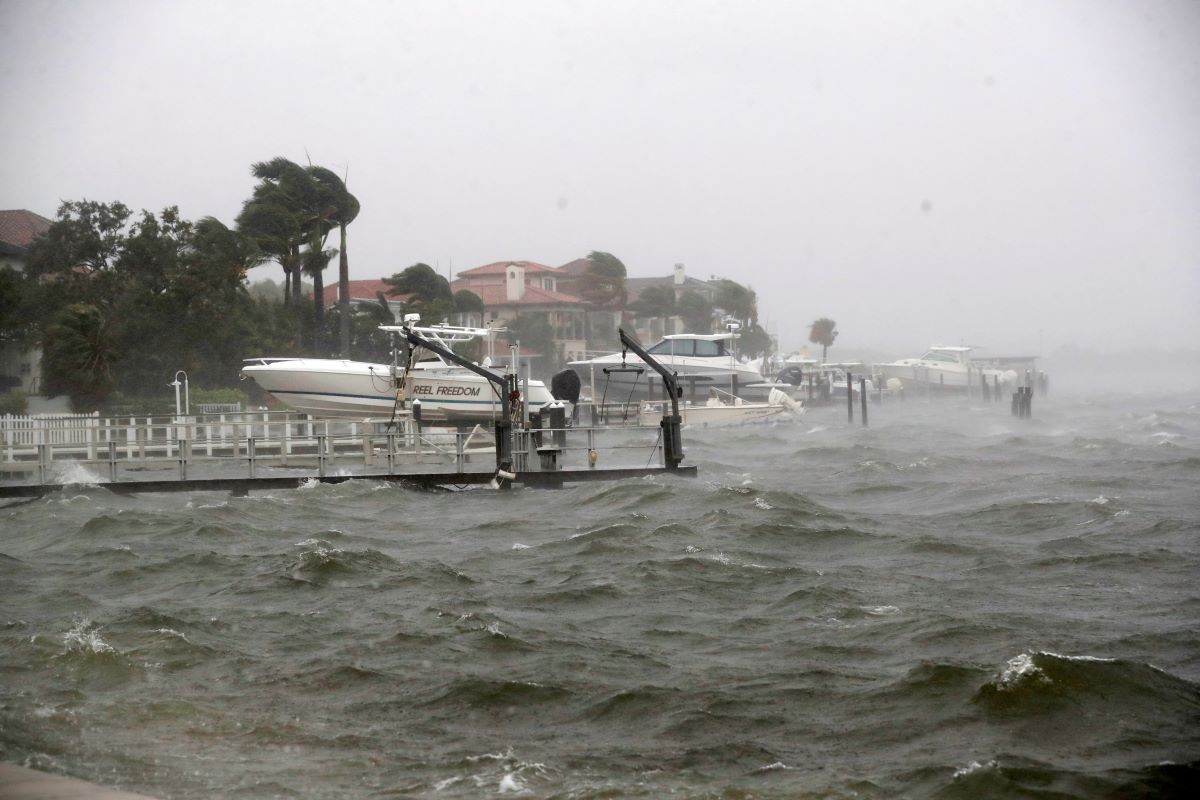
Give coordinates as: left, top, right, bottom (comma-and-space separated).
0, 409, 669, 487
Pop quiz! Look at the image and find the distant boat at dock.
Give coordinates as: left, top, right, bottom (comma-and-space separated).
875, 346, 1016, 391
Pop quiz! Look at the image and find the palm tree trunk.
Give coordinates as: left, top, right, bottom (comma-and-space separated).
282, 266, 292, 307
338, 223, 350, 357
312, 267, 325, 353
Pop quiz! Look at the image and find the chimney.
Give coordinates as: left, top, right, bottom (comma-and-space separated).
673, 263, 686, 286
506, 263, 526, 302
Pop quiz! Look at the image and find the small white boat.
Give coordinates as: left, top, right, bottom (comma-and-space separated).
242, 324, 555, 422
875, 346, 1014, 391
638, 387, 804, 428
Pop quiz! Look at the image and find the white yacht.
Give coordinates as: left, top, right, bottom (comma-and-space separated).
569, 332, 792, 402
875, 346, 1014, 391
241, 324, 555, 422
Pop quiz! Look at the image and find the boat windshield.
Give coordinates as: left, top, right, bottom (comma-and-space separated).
648, 338, 726, 357
920, 350, 963, 364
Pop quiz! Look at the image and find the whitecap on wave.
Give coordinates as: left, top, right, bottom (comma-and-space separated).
62, 616, 115, 654
953, 759, 997, 778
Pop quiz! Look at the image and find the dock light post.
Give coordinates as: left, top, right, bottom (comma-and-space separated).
169, 371, 190, 417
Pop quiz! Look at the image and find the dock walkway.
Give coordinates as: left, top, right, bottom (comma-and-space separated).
0, 410, 696, 498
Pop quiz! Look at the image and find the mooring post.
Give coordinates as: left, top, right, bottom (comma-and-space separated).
1025, 386, 1034, 418
108, 440, 117, 482
247, 437, 256, 478
860, 378, 868, 427
316, 434, 326, 477
37, 443, 48, 486
550, 403, 567, 449
847, 371, 854, 423
412, 399, 422, 453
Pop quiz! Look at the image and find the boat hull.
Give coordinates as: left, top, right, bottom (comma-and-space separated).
875, 362, 1012, 391
242, 359, 554, 422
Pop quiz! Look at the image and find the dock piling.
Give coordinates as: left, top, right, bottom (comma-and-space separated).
860, 378, 868, 427
847, 371, 854, 423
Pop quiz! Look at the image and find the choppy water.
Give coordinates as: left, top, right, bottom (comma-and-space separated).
2, 391, 1198, 799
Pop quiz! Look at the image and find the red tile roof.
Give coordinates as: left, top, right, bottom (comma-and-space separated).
451, 281, 583, 306
0, 209, 53, 250
455, 260, 562, 277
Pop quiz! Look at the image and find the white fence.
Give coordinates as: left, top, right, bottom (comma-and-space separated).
1, 412, 101, 447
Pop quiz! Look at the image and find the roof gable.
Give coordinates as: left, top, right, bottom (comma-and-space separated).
0, 209, 53, 252
456, 260, 562, 277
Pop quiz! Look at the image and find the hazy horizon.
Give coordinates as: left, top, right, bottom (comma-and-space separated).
3, 0, 1198, 356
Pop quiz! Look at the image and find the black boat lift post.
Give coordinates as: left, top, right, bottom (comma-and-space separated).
397, 325, 516, 485
617, 327, 684, 470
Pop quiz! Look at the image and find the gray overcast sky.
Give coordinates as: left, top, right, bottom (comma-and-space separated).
2, 0, 1198, 356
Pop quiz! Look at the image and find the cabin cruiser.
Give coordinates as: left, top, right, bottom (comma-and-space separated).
241, 323, 555, 422
569, 331, 795, 402
875, 346, 1014, 391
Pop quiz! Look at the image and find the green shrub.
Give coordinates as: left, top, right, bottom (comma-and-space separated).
0, 391, 29, 416
191, 387, 249, 407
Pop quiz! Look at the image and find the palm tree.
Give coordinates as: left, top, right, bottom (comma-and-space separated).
238, 158, 359, 352
809, 317, 838, 362
580, 251, 627, 308
306, 166, 360, 357
236, 159, 311, 305
301, 228, 337, 352
384, 263, 454, 321
41, 303, 116, 411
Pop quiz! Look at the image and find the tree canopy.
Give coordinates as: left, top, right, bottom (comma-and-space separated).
809, 317, 838, 362
14, 199, 296, 410
579, 251, 627, 308
677, 290, 714, 334
235, 157, 359, 355
712, 279, 757, 325
629, 284, 676, 318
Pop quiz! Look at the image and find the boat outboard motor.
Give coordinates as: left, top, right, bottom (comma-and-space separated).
550, 368, 582, 421
777, 365, 805, 387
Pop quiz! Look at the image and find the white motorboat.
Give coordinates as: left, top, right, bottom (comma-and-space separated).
875, 346, 1014, 391
241, 324, 555, 422
638, 387, 803, 428
570, 332, 794, 402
